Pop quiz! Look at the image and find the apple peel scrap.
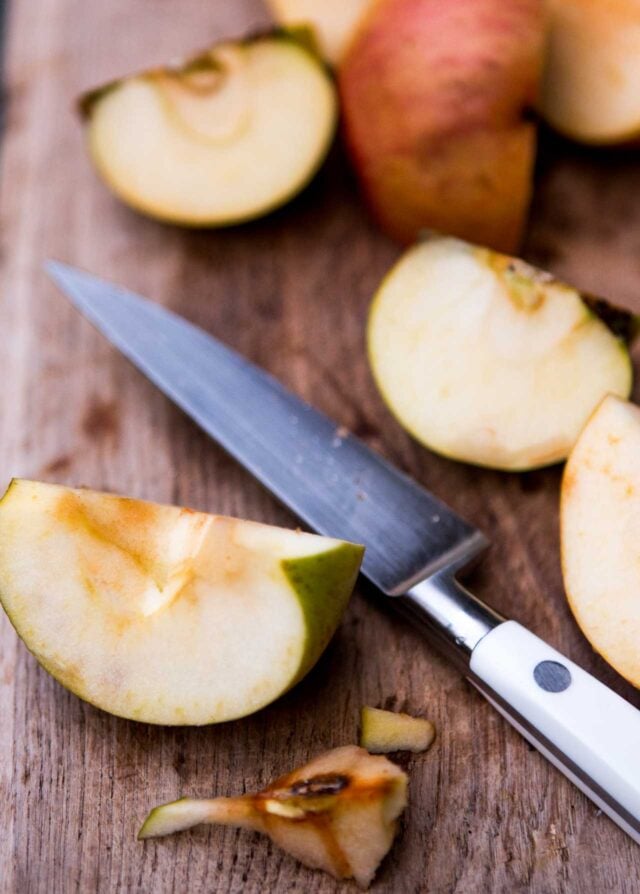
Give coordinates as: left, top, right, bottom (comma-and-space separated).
360, 706, 435, 754
139, 745, 408, 889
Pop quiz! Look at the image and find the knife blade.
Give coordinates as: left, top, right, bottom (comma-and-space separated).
44, 262, 487, 596
46, 262, 640, 846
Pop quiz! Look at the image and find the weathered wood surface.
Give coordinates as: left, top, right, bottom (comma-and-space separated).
1, 2, 640, 892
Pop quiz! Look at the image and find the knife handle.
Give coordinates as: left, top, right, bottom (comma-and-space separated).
469, 620, 640, 845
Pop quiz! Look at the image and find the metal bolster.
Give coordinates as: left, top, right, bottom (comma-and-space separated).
395, 568, 504, 670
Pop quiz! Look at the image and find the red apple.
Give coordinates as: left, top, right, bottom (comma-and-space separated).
339, 0, 546, 251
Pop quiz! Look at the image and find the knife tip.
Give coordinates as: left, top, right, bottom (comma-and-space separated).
44, 258, 71, 277
44, 261, 106, 314
44, 259, 83, 295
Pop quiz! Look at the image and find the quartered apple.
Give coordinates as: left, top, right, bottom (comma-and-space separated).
139, 745, 407, 888
80, 32, 337, 226
0, 480, 363, 725
541, 0, 640, 144
266, 0, 373, 63
339, 0, 545, 250
561, 396, 640, 688
367, 235, 635, 471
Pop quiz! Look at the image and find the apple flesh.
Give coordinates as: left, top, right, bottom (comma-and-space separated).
338, 0, 545, 251
367, 235, 634, 471
561, 396, 640, 687
266, 0, 373, 63
0, 480, 363, 724
541, 0, 640, 144
80, 32, 337, 226
139, 745, 407, 888
360, 706, 435, 754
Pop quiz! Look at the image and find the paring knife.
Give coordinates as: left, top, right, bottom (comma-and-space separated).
47, 262, 640, 846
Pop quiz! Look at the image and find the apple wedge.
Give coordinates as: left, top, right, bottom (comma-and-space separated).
561, 396, 640, 687
541, 0, 640, 144
367, 235, 635, 470
139, 745, 408, 888
80, 32, 337, 226
265, 0, 373, 63
0, 480, 363, 724
338, 0, 545, 250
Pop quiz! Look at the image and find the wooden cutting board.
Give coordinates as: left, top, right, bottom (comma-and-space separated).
1, 2, 639, 891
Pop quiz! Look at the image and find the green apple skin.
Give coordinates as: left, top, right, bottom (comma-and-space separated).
138, 799, 238, 839
282, 545, 363, 686
0, 480, 363, 725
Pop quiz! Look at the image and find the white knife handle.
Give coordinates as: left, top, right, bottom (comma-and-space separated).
469, 620, 640, 844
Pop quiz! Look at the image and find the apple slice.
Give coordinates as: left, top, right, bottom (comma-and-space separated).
561, 396, 640, 687
0, 480, 363, 724
80, 32, 337, 226
541, 0, 640, 144
338, 0, 545, 250
265, 0, 373, 63
360, 707, 435, 753
367, 235, 635, 471
139, 745, 408, 888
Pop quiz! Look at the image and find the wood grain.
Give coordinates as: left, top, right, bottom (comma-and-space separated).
1, 2, 640, 892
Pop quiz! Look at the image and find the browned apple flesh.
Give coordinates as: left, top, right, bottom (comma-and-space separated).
0, 480, 362, 725
139, 745, 408, 888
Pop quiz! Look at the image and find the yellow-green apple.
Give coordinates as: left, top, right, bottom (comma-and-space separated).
367, 234, 635, 470
360, 707, 435, 753
265, 0, 374, 63
139, 745, 407, 888
338, 0, 546, 251
561, 396, 640, 687
0, 480, 363, 724
541, 0, 640, 144
80, 31, 337, 226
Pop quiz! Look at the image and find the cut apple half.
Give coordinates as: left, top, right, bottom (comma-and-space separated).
561, 396, 640, 687
541, 0, 640, 144
0, 481, 363, 725
139, 745, 408, 888
266, 0, 373, 63
368, 235, 635, 471
80, 32, 337, 225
